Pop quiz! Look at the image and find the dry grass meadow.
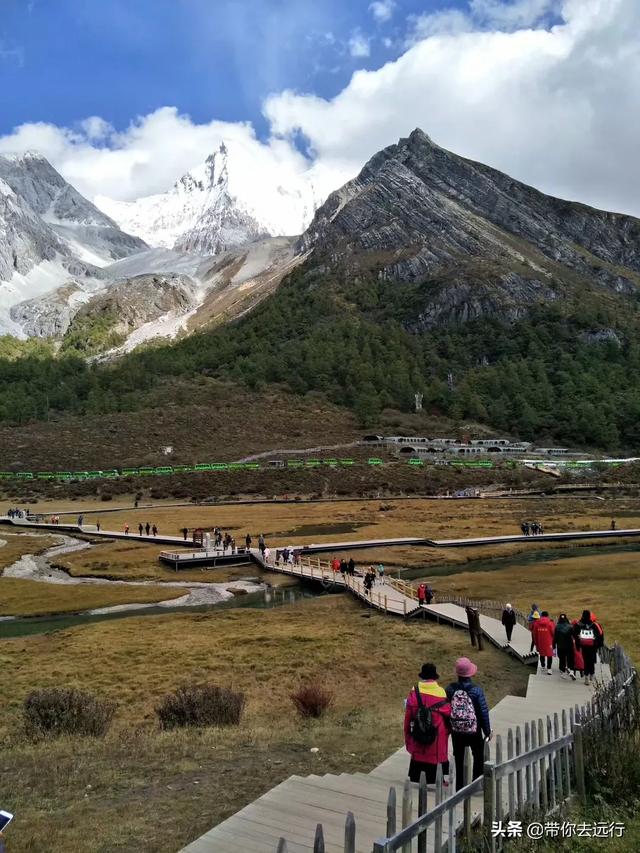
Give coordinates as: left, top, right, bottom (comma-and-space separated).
1, 495, 639, 851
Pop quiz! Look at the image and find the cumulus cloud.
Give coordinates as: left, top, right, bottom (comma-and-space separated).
369, 0, 396, 24
265, 0, 640, 217
0, 0, 639, 221
348, 30, 371, 58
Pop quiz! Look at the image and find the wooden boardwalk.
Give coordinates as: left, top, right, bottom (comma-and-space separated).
180, 560, 602, 853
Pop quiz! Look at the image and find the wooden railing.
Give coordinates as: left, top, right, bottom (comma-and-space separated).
274, 644, 636, 853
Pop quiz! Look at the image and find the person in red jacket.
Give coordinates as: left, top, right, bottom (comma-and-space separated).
532, 610, 556, 674
404, 663, 451, 785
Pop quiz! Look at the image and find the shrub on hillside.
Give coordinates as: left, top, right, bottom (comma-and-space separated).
23, 687, 115, 739
291, 684, 334, 719
156, 684, 246, 730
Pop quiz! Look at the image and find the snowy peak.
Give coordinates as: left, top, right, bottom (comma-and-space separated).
96, 140, 320, 255
0, 152, 147, 267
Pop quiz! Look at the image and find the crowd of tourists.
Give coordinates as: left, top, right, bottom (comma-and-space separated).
525, 604, 604, 685
519, 521, 544, 536
6, 508, 28, 519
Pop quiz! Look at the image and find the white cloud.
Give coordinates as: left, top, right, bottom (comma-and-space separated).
0, 0, 639, 222
369, 0, 396, 24
348, 30, 371, 58
265, 0, 640, 217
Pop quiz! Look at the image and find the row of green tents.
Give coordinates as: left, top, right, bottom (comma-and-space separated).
0, 457, 500, 482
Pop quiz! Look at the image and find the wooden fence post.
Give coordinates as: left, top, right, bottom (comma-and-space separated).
313, 823, 325, 853
463, 747, 473, 841
402, 778, 413, 853
495, 734, 503, 823
387, 786, 397, 836
515, 726, 523, 814
538, 719, 548, 815
574, 723, 587, 805
507, 728, 515, 819
483, 761, 497, 853
554, 713, 564, 804
434, 763, 443, 852
344, 811, 356, 853
562, 710, 572, 798
524, 722, 532, 806
530, 721, 539, 811
418, 772, 428, 853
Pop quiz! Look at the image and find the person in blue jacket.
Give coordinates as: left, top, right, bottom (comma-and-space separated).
446, 657, 492, 790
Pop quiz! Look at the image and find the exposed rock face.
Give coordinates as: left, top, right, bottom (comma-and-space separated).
71, 273, 200, 339
300, 129, 640, 325
0, 152, 147, 265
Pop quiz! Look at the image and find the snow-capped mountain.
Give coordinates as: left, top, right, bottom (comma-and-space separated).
0, 152, 147, 267
96, 142, 320, 254
0, 152, 147, 336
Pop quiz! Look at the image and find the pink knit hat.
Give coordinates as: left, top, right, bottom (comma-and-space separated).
455, 657, 478, 678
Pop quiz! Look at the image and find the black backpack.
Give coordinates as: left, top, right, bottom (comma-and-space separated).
410, 686, 447, 745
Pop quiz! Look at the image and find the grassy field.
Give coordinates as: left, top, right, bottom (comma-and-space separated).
0, 595, 527, 853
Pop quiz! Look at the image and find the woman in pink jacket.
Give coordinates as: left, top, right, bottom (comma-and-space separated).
404, 663, 451, 784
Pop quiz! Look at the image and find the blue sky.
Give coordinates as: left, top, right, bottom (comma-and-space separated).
1, 0, 638, 221
0, 0, 455, 137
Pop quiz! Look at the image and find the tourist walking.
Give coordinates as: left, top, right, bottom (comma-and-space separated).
404, 663, 451, 784
258, 533, 265, 556
532, 610, 556, 674
611, 519, 616, 531
138, 523, 143, 536
501, 603, 516, 643
145, 522, 150, 536
363, 570, 374, 597
520, 521, 529, 536
332, 557, 341, 574
95, 520, 101, 532
182, 527, 189, 541
124, 523, 129, 535
572, 627, 585, 679
554, 614, 576, 680
245, 533, 252, 550
348, 557, 355, 575
152, 524, 158, 537
417, 583, 426, 606
425, 584, 434, 605
378, 563, 385, 583
573, 610, 604, 686
446, 657, 491, 790
527, 603, 540, 652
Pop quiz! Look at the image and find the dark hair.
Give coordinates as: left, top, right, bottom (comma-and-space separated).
541, 610, 549, 617
558, 614, 569, 623
581, 609, 591, 622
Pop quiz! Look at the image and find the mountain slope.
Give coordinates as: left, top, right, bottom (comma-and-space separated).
96, 142, 318, 254
1, 130, 640, 451
0, 152, 147, 266
300, 128, 640, 326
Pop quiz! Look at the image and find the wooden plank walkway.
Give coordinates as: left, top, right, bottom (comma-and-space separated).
180, 580, 603, 852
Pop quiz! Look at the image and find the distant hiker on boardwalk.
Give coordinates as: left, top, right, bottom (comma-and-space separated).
404, 663, 451, 785
574, 610, 604, 686
571, 624, 585, 680
348, 557, 355, 576
363, 570, 374, 597
340, 558, 348, 575
258, 534, 266, 557
145, 522, 150, 536
124, 523, 129, 535
138, 523, 143, 536
426, 584, 434, 605
554, 614, 576, 680
378, 563, 385, 583
446, 657, 491, 790
532, 610, 556, 674
521, 522, 530, 536
611, 519, 616, 531
96, 520, 101, 532
418, 583, 427, 606
152, 524, 158, 537
182, 527, 189, 541
245, 533, 252, 550
331, 557, 341, 574
501, 603, 516, 643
